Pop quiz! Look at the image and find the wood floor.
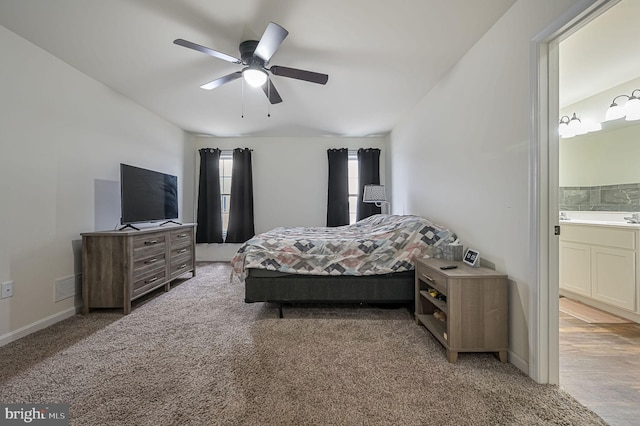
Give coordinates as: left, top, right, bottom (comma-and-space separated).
560, 302, 640, 426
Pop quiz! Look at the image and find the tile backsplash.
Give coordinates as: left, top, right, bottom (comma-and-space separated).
560, 183, 640, 211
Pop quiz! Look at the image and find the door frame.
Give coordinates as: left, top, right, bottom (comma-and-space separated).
531, 0, 619, 384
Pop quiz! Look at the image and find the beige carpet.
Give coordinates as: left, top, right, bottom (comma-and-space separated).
0, 263, 606, 425
559, 297, 632, 324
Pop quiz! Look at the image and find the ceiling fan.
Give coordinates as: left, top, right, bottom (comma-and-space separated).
174, 22, 329, 104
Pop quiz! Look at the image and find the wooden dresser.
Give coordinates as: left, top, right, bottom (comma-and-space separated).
81, 223, 196, 314
415, 257, 508, 363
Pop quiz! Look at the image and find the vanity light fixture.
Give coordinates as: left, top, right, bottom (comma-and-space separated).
625, 90, 640, 121
605, 89, 640, 121
568, 113, 588, 135
559, 113, 601, 138
558, 116, 575, 138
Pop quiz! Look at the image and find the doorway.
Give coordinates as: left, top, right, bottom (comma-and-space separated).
549, 0, 640, 423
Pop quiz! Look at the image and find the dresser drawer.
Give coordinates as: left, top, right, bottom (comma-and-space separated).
171, 228, 192, 244
170, 256, 193, 278
170, 242, 191, 258
133, 254, 167, 278
133, 232, 166, 259
132, 269, 167, 297
416, 263, 448, 295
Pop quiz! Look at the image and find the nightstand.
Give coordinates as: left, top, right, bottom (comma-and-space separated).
415, 257, 508, 363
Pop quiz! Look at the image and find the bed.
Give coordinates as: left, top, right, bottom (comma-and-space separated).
231, 214, 455, 315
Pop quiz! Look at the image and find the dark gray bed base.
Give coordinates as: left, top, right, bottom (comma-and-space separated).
244, 269, 415, 317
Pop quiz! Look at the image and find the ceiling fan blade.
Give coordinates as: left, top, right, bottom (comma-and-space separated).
174, 39, 242, 64
262, 79, 283, 104
200, 71, 243, 90
270, 65, 328, 85
254, 22, 289, 63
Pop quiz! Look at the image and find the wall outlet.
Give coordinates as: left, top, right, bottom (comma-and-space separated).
1, 281, 14, 299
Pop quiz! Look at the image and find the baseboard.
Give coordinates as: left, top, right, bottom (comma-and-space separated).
196, 243, 242, 262
0, 306, 78, 348
508, 349, 528, 375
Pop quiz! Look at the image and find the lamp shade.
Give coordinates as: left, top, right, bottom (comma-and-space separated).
362, 184, 386, 202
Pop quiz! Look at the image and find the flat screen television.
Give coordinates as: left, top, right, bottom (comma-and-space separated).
120, 163, 178, 227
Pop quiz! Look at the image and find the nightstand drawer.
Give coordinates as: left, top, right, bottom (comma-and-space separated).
416, 263, 447, 295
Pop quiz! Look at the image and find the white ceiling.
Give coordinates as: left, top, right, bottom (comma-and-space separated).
0, 0, 516, 137
560, 0, 640, 108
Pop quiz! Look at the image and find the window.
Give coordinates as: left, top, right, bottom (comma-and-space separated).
348, 151, 359, 224
220, 151, 233, 236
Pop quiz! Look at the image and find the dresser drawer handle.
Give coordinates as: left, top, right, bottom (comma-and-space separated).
177, 248, 188, 254
176, 233, 187, 238
178, 263, 187, 269
144, 258, 158, 264
421, 273, 434, 282
145, 276, 159, 284
144, 240, 158, 245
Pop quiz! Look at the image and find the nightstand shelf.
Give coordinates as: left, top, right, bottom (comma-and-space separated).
419, 290, 447, 312
415, 257, 508, 363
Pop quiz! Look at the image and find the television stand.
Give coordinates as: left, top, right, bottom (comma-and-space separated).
160, 220, 182, 226
82, 223, 196, 314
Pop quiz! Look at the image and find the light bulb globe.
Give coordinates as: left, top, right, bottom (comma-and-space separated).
605, 103, 625, 121
243, 68, 267, 87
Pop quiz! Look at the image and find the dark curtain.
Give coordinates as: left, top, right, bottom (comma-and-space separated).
357, 148, 381, 221
196, 148, 223, 243
326, 148, 349, 227
226, 148, 255, 243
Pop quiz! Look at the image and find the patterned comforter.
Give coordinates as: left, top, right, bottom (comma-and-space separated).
231, 214, 454, 281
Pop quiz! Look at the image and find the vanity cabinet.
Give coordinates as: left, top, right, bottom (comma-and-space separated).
559, 241, 591, 296
560, 222, 637, 317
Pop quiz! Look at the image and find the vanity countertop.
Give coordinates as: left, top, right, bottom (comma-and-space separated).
560, 219, 640, 228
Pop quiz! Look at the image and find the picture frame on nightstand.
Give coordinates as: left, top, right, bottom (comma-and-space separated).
463, 248, 480, 267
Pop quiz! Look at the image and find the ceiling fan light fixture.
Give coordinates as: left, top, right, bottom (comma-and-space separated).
243, 67, 268, 87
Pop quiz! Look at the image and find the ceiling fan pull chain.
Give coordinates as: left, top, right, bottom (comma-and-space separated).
267, 79, 271, 117
241, 78, 245, 118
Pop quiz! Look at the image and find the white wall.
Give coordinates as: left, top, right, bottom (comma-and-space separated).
0, 26, 189, 345
389, 0, 582, 371
559, 76, 640, 187
192, 136, 389, 261
560, 122, 640, 186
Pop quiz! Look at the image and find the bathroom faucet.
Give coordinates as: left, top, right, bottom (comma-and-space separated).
624, 213, 640, 223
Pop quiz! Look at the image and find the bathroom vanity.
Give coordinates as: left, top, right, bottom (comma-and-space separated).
559, 219, 640, 323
